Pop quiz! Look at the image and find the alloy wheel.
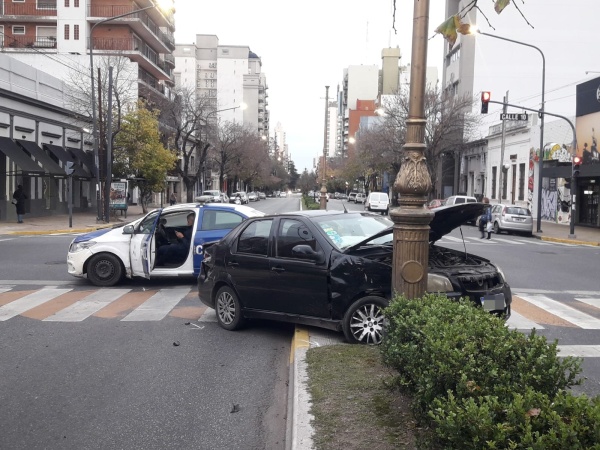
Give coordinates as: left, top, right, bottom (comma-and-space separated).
348, 303, 385, 344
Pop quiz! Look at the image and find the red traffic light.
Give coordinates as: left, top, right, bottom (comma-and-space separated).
481, 91, 491, 114
573, 155, 582, 165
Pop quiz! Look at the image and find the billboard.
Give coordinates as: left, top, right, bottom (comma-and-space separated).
109, 181, 128, 209
575, 77, 600, 165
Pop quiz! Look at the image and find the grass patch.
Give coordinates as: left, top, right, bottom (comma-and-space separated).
306, 344, 416, 450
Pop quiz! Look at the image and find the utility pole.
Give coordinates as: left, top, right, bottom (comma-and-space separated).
104, 66, 113, 223
320, 86, 329, 209
498, 91, 508, 202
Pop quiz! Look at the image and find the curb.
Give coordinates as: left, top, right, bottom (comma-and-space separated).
5, 225, 113, 236
287, 327, 313, 450
539, 236, 599, 247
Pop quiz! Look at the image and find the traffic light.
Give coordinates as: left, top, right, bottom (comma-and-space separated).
65, 161, 75, 176
572, 155, 582, 177
481, 91, 491, 114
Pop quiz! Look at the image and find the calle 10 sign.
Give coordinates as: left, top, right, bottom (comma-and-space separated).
500, 112, 528, 121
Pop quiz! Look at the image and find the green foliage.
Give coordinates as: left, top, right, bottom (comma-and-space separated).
114, 103, 177, 211
380, 294, 596, 448
303, 194, 321, 210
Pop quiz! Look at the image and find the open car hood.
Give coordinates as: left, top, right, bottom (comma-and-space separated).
345, 203, 485, 251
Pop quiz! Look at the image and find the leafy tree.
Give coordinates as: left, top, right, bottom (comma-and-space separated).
113, 103, 177, 213
297, 169, 318, 194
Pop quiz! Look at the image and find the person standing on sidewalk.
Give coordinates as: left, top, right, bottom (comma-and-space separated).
169, 191, 177, 206
479, 197, 492, 239
12, 184, 27, 223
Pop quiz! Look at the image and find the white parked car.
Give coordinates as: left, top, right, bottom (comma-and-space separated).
67, 203, 263, 286
195, 190, 228, 204
365, 192, 389, 214
354, 193, 366, 204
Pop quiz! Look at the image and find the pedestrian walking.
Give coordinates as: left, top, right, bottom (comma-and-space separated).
169, 191, 177, 206
12, 184, 27, 223
479, 197, 493, 239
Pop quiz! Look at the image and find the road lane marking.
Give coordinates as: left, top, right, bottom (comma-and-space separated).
506, 311, 544, 330
557, 345, 600, 358
43, 289, 131, 322
574, 297, 600, 309
121, 288, 191, 321
493, 238, 525, 245
0, 286, 14, 295
0, 288, 72, 321
517, 294, 600, 329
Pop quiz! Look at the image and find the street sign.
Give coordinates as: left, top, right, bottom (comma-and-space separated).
500, 113, 528, 121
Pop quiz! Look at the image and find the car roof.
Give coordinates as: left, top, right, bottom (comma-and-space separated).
155, 203, 263, 216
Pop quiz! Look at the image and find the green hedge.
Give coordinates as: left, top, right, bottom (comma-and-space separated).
302, 194, 321, 210
381, 294, 600, 449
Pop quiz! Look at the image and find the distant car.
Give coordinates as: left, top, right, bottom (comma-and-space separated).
198, 204, 512, 344
279, 191, 287, 198
248, 192, 258, 202
67, 203, 264, 286
427, 199, 446, 209
195, 190, 228, 204
334, 192, 340, 199
365, 192, 389, 214
355, 193, 366, 204
445, 195, 477, 206
490, 204, 534, 236
231, 192, 249, 204
258, 192, 266, 200
348, 192, 358, 202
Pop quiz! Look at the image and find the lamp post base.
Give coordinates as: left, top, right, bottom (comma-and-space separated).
319, 184, 327, 210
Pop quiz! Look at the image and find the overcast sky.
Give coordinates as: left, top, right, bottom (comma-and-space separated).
174, 0, 598, 172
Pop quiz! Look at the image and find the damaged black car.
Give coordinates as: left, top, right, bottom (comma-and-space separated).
197, 203, 512, 344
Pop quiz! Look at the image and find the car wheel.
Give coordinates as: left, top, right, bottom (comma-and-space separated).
342, 296, 387, 345
493, 222, 501, 234
215, 286, 245, 331
87, 253, 123, 287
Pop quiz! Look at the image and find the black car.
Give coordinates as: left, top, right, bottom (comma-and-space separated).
198, 203, 512, 344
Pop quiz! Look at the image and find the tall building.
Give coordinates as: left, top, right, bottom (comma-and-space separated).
173, 34, 269, 135
0, 0, 176, 104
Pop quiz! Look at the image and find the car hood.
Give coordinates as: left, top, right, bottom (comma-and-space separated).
345, 203, 485, 251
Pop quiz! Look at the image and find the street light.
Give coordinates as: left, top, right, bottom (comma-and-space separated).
468, 26, 546, 233
89, 0, 171, 222
320, 86, 329, 210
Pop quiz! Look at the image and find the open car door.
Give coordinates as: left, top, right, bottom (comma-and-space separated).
130, 210, 161, 279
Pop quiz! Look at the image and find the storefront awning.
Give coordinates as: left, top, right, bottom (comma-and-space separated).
43, 144, 91, 179
0, 137, 45, 176
17, 140, 66, 178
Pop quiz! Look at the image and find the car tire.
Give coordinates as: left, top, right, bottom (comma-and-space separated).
215, 286, 245, 331
493, 221, 501, 234
342, 296, 387, 345
87, 253, 123, 287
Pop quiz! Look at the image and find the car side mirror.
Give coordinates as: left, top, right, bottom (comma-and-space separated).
292, 245, 325, 263
122, 225, 135, 235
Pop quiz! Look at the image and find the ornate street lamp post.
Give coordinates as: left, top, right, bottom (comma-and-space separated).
390, 0, 434, 299
320, 86, 329, 209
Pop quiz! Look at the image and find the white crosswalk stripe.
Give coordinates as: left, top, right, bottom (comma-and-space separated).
0, 288, 72, 321
0, 286, 14, 295
517, 294, 600, 329
44, 289, 131, 322
122, 288, 191, 321
506, 311, 545, 330
493, 237, 525, 245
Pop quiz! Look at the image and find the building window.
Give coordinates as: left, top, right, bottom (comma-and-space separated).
12, 26, 26, 35
74, 0, 79, 6
502, 166, 508, 200
518, 163, 525, 200
64, 0, 69, 6
64, 24, 69, 40
491, 166, 497, 199
74, 24, 79, 40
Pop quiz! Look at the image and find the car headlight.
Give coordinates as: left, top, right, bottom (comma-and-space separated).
494, 264, 506, 283
69, 240, 97, 253
427, 273, 453, 292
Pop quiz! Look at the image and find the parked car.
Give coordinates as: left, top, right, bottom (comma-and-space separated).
67, 203, 264, 286
365, 192, 390, 214
198, 203, 512, 344
445, 195, 477, 205
248, 192, 258, 202
354, 193, 366, 204
427, 199, 446, 209
195, 190, 228, 204
279, 191, 288, 198
490, 204, 534, 236
348, 192, 358, 202
231, 192, 249, 204
258, 192, 266, 200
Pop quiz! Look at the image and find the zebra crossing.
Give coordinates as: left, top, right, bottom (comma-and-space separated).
0, 286, 206, 323
438, 235, 594, 247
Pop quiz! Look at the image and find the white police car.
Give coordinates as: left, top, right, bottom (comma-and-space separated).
67, 203, 264, 286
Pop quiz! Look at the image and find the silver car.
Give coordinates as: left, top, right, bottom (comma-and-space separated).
490, 204, 533, 236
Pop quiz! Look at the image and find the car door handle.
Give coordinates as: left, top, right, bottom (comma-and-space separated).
227, 261, 239, 267
271, 266, 285, 273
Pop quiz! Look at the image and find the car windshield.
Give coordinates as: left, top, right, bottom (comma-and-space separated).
312, 213, 393, 250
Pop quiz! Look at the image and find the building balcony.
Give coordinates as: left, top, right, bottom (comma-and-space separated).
1, 36, 56, 49
163, 53, 175, 67
0, 1, 57, 19
138, 68, 169, 102
91, 37, 171, 81
88, 5, 174, 53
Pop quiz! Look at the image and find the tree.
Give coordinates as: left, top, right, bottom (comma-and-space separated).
158, 87, 214, 202
113, 103, 177, 213
297, 169, 318, 194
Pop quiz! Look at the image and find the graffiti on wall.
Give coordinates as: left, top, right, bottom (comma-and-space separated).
527, 147, 538, 212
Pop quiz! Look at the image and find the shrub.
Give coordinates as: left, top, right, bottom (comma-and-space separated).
302, 194, 321, 210
380, 294, 594, 448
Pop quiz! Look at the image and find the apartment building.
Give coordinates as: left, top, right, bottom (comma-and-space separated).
0, 0, 176, 104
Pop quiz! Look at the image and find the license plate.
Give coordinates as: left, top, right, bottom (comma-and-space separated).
480, 294, 505, 311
